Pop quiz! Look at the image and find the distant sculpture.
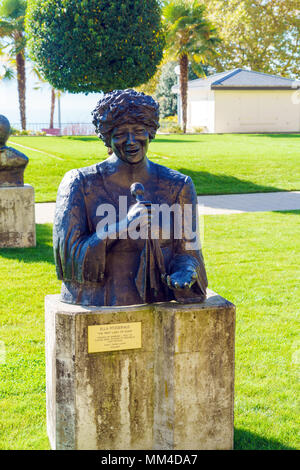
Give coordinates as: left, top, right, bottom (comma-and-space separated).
0, 115, 28, 186
53, 89, 208, 307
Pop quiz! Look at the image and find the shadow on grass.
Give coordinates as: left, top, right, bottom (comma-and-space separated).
0, 224, 54, 264
273, 210, 300, 215
234, 428, 296, 450
65, 136, 98, 142
154, 136, 200, 143
248, 133, 300, 139
178, 168, 283, 195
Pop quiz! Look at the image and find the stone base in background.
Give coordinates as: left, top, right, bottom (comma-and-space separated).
45, 291, 235, 450
0, 185, 36, 248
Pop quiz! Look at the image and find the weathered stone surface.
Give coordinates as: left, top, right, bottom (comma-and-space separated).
45, 290, 235, 450
0, 185, 36, 248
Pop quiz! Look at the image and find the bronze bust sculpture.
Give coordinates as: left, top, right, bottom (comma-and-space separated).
53, 90, 208, 306
0, 115, 28, 187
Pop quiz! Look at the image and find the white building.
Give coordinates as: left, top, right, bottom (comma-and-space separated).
172, 68, 300, 133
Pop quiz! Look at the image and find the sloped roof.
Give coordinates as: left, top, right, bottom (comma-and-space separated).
172, 68, 300, 92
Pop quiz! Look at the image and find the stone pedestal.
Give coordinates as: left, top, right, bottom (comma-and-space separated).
0, 184, 36, 248
45, 291, 235, 450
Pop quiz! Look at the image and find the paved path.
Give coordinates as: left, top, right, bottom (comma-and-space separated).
197, 191, 300, 215
35, 191, 300, 224
35, 203, 56, 224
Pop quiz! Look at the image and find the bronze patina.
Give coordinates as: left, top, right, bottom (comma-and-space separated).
0, 115, 28, 187
53, 90, 208, 306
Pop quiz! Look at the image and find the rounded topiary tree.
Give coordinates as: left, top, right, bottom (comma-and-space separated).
25, 0, 165, 93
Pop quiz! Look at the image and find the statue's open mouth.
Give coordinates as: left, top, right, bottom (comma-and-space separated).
126, 147, 140, 156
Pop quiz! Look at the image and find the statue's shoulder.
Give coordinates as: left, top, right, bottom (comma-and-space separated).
59, 160, 111, 195
61, 161, 103, 184
151, 160, 191, 187
8, 146, 28, 159
0, 146, 29, 164
75, 159, 113, 179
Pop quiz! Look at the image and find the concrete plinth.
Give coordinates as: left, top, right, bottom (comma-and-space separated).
45, 291, 235, 450
0, 184, 36, 247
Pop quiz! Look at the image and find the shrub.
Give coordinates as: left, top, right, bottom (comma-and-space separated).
166, 124, 184, 134
26, 0, 165, 93
10, 129, 46, 136
193, 126, 206, 133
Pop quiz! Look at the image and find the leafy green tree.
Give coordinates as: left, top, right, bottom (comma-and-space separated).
155, 61, 177, 118
202, 0, 300, 78
0, 0, 27, 129
154, 61, 202, 118
25, 0, 165, 93
163, 0, 219, 133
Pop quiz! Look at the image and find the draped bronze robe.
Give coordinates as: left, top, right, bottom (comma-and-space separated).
53, 158, 208, 306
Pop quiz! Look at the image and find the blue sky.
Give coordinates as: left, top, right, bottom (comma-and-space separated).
0, 65, 103, 127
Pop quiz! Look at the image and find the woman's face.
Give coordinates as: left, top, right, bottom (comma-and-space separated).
110, 123, 149, 164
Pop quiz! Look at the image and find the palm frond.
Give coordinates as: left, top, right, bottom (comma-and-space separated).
0, 64, 14, 80
163, 2, 189, 21
0, 0, 27, 20
0, 19, 15, 37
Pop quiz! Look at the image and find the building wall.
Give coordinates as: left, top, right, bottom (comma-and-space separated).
187, 89, 215, 132
214, 89, 300, 133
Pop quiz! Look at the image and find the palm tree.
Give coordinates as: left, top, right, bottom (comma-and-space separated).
0, 0, 27, 130
163, 0, 220, 133
32, 65, 61, 130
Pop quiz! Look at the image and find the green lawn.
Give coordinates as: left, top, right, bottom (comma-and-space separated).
8, 133, 300, 202
0, 212, 299, 449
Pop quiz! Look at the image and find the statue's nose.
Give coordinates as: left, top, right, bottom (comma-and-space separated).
126, 132, 136, 145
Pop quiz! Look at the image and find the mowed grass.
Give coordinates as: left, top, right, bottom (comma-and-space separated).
8, 133, 300, 202
0, 226, 60, 450
0, 212, 299, 450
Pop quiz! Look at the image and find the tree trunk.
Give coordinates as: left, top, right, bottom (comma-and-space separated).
179, 54, 188, 133
50, 88, 56, 128
16, 50, 26, 130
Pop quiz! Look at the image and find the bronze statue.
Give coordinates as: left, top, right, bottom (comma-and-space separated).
0, 115, 28, 186
53, 90, 207, 306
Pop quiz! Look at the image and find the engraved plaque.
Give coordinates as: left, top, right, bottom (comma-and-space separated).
88, 322, 142, 353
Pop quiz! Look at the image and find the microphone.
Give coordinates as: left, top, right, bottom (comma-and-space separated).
130, 182, 145, 203
130, 182, 152, 217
